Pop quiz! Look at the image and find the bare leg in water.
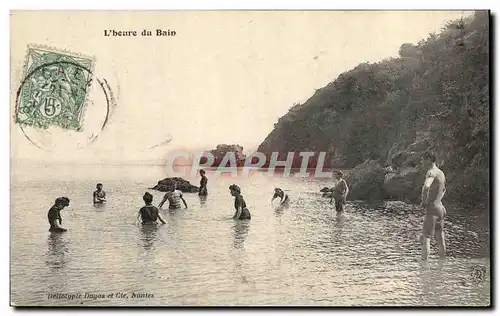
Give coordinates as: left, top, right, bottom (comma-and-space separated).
421, 204, 446, 260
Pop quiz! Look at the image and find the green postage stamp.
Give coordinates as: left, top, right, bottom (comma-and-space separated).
15, 45, 95, 131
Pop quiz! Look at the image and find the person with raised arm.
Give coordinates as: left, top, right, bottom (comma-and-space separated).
158, 183, 188, 209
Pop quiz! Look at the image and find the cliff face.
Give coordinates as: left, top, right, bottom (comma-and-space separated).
258, 12, 489, 207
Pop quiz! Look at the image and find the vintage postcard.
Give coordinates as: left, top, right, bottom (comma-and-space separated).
10, 10, 490, 307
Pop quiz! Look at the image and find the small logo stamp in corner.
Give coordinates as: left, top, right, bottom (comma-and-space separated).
470, 264, 487, 285
15, 45, 96, 131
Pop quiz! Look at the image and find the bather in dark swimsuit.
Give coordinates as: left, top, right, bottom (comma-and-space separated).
199, 176, 208, 196
139, 205, 161, 224
234, 194, 251, 220
47, 205, 67, 232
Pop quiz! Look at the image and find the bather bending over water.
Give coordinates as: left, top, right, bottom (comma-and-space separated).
229, 184, 251, 220
47, 197, 70, 232
272, 187, 289, 205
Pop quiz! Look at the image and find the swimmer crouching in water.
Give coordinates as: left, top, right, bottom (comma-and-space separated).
138, 192, 167, 225
272, 188, 289, 205
47, 197, 70, 232
229, 184, 251, 220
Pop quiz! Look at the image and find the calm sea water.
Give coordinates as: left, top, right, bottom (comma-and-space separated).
10, 164, 490, 306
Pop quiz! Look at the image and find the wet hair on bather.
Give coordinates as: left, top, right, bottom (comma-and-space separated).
55, 197, 70, 207
143, 192, 153, 204
229, 184, 241, 194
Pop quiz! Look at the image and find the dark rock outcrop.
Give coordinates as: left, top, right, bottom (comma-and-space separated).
383, 135, 430, 202
341, 137, 429, 201
151, 177, 199, 193
344, 160, 389, 200
383, 167, 425, 202
201, 144, 246, 167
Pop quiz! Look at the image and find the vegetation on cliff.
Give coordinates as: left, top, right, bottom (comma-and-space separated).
258, 11, 489, 207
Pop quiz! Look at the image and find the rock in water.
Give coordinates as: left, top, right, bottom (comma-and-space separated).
201, 144, 246, 167
383, 166, 426, 202
383, 135, 430, 202
151, 177, 199, 193
344, 159, 388, 200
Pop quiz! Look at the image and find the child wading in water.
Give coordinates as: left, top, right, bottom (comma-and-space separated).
47, 197, 70, 232
330, 171, 349, 213
229, 184, 251, 220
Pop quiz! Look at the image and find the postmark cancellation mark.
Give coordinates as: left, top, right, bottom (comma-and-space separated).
15, 46, 95, 131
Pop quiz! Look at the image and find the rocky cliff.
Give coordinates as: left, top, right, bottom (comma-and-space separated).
259, 12, 489, 207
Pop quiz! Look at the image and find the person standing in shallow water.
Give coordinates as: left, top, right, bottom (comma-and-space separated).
158, 183, 188, 209
93, 183, 107, 205
199, 170, 208, 196
229, 184, 251, 220
420, 151, 447, 261
47, 197, 70, 232
330, 171, 349, 213
138, 192, 166, 225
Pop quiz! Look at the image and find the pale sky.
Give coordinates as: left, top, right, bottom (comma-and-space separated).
10, 11, 474, 164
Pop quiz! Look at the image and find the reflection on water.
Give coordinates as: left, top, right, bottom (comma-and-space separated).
45, 232, 69, 272
274, 206, 284, 217
232, 221, 250, 250
199, 195, 207, 207
10, 165, 490, 306
231, 221, 251, 289
93, 203, 106, 212
273, 200, 290, 217
139, 224, 160, 252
